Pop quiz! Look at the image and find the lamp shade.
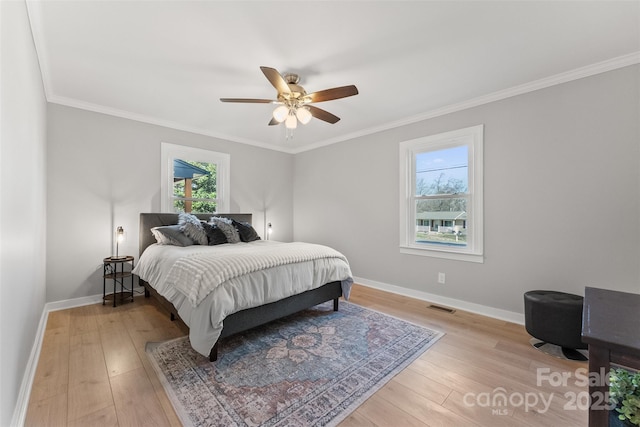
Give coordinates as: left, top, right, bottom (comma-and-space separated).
272, 105, 289, 123
285, 113, 297, 129
296, 107, 312, 124
114, 226, 126, 259
116, 226, 125, 243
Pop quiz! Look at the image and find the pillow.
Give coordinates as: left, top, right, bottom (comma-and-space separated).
202, 222, 227, 245
151, 225, 194, 246
209, 215, 232, 225
210, 216, 241, 243
178, 212, 208, 245
232, 220, 261, 242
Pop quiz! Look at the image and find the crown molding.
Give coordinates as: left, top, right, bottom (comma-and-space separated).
47, 95, 296, 154
41, 47, 639, 156
26, 0, 639, 154
26, 0, 296, 154
291, 51, 640, 154
26, 0, 53, 98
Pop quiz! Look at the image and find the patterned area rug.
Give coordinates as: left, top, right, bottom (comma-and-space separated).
146, 301, 443, 427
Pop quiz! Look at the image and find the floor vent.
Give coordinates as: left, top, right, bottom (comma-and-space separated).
427, 304, 456, 314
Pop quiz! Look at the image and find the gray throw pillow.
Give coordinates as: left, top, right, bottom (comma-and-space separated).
151, 225, 194, 246
210, 216, 241, 243
202, 222, 228, 245
178, 213, 208, 245
232, 220, 261, 242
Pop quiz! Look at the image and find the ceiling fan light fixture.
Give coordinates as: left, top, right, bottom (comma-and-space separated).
285, 112, 297, 129
221, 66, 358, 136
272, 105, 289, 123
295, 107, 312, 124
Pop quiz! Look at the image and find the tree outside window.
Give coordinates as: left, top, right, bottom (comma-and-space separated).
172, 160, 218, 213
161, 142, 230, 214
414, 146, 468, 246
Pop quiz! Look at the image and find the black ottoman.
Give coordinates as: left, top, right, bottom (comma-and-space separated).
524, 290, 587, 361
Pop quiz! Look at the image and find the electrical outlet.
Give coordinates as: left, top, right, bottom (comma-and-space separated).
438, 272, 446, 284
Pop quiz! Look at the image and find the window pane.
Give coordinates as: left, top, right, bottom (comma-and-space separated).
190, 200, 218, 214
415, 146, 468, 196
415, 198, 467, 247
173, 180, 185, 198
172, 199, 217, 214
171, 159, 218, 213
400, 125, 483, 261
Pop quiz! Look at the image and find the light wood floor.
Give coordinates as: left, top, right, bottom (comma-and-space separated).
25, 284, 588, 426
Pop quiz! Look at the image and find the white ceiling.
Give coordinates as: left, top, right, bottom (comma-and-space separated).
27, 1, 640, 153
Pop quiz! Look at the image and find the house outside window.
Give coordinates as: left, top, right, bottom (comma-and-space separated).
399, 125, 484, 263
161, 142, 230, 214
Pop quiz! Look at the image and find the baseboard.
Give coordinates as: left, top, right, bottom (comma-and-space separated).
11, 286, 147, 425
10, 307, 49, 427
353, 276, 525, 325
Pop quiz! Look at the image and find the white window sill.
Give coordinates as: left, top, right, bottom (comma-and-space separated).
400, 245, 484, 263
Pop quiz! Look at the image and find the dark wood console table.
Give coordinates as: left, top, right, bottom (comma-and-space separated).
581, 287, 640, 427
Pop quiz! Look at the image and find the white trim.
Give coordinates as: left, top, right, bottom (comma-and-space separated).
399, 246, 484, 263
399, 125, 484, 262
353, 276, 524, 325
49, 287, 146, 313
47, 293, 106, 312
289, 52, 640, 153
10, 308, 48, 427
25, 0, 52, 101
10, 288, 146, 425
48, 95, 295, 153
160, 142, 230, 213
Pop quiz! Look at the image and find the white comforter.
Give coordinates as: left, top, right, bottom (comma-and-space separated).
133, 240, 353, 357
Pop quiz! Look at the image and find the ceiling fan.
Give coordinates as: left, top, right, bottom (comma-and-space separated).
220, 66, 358, 130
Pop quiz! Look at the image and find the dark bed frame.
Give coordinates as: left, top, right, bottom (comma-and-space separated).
138, 213, 342, 362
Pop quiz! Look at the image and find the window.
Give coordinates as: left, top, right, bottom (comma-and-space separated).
161, 142, 230, 213
399, 125, 483, 263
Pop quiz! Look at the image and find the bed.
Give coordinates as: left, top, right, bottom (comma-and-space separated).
134, 213, 353, 362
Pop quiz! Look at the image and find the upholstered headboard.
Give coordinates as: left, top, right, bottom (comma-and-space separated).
138, 213, 252, 257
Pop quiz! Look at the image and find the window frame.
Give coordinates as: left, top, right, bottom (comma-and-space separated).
399, 125, 484, 263
161, 142, 230, 214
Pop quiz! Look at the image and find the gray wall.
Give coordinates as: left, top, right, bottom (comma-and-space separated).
0, 1, 48, 425
46, 105, 294, 302
293, 65, 640, 316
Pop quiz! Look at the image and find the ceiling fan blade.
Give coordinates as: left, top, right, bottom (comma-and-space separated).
308, 105, 340, 124
306, 85, 358, 103
220, 98, 274, 103
268, 118, 279, 126
260, 66, 291, 95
